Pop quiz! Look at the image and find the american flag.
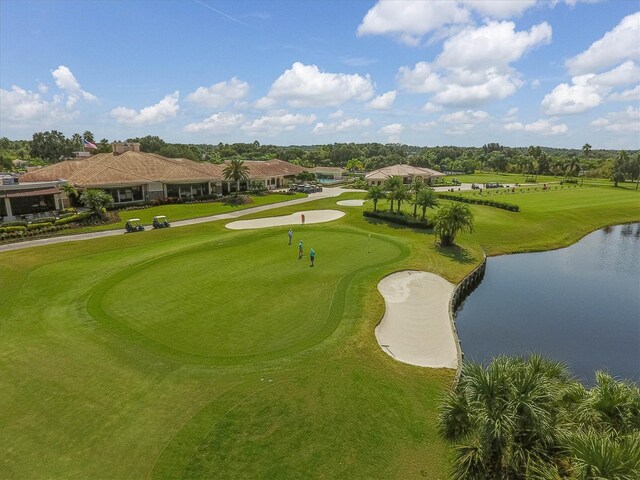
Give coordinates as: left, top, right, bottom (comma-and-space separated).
83, 139, 97, 149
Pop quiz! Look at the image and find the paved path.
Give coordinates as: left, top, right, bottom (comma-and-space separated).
375, 270, 458, 369
0, 187, 362, 253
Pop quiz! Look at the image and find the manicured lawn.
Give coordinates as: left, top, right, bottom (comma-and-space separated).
71, 192, 306, 233
0, 185, 638, 479
441, 171, 564, 184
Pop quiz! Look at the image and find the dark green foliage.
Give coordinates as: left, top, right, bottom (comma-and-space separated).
438, 193, 520, 211
363, 210, 433, 229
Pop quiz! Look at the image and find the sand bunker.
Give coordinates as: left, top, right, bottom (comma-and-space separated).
375, 271, 458, 369
336, 199, 366, 206
226, 209, 345, 230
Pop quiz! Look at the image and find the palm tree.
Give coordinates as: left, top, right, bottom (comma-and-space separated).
582, 143, 592, 158
222, 159, 249, 195
566, 157, 580, 178
433, 202, 474, 246
61, 183, 78, 208
383, 176, 402, 212
393, 184, 411, 213
410, 176, 425, 217
365, 185, 384, 212
79, 189, 113, 218
415, 188, 438, 222
438, 355, 571, 480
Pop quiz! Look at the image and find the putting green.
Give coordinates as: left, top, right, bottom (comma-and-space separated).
88, 229, 403, 363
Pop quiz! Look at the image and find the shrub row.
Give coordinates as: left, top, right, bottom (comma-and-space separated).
437, 193, 520, 212
363, 210, 433, 229
0, 224, 69, 241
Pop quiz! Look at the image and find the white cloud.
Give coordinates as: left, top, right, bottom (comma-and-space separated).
397, 21, 550, 106
608, 85, 640, 102
463, 0, 537, 19
504, 118, 568, 135
541, 82, 603, 115
566, 12, 640, 75
367, 90, 396, 109
313, 117, 372, 134
357, 0, 470, 46
433, 69, 522, 105
541, 62, 640, 115
329, 109, 344, 119
51, 65, 97, 107
590, 106, 640, 133
436, 21, 552, 71
111, 91, 180, 125
440, 109, 490, 123
254, 96, 276, 109
412, 121, 437, 131
264, 62, 374, 108
0, 85, 73, 123
185, 77, 249, 108
183, 112, 244, 133
422, 102, 443, 113
379, 123, 404, 142
240, 111, 316, 135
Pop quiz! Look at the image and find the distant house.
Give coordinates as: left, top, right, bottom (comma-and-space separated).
309, 166, 344, 181
12, 143, 305, 216
365, 164, 444, 187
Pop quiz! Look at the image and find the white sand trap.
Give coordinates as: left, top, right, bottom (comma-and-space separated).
375, 271, 458, 369
336, 199, 366, 206
226, 209, 345, 229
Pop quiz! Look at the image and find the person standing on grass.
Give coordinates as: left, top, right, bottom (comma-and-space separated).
309, 248, 315, 267
301, 213, 305, 224
298, 240, 304, 259
288, 228, 293, 245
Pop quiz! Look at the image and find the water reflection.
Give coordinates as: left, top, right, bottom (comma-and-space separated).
455, 223, 640, 385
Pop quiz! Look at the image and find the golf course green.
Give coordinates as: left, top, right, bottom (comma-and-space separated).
1, 182, 638, 479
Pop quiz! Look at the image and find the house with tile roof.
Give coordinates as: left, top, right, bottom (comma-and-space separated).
2, 143, 305, 220
364, 164, 444, 187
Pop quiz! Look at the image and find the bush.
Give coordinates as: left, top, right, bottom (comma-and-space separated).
1, 220, 28, 227
222, 195, 252, 205
31, 216, 56, 224
363, 210, 433, 229
27, 222, 53, 231
0, 225, 27, 234
437, 193, 520, 212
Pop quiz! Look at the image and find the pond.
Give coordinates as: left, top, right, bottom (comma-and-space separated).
455, 223, 640, 384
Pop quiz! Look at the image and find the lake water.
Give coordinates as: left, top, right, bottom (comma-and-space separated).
455, 223, 640, 384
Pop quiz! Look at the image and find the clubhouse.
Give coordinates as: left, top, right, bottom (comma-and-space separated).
2, 143, 305, 220
365, 164, 444, 187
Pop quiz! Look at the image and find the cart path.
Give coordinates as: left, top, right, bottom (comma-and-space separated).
375, 270, 458, 369
0, 188, 362, 253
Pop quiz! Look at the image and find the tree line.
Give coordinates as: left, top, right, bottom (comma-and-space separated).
1, 132, 639, 185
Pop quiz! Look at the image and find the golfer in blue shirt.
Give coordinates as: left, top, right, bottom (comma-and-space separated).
309, 248, 315, 267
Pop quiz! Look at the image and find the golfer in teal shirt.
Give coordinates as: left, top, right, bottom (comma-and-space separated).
309, 248, 315, 267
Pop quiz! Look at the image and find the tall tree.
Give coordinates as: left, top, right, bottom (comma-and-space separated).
222, 159, 249, 195
410, 176, 425, 217
582, 143, 592, 158
383, 176, 403, 212
392, 184, 411, 214
433, 202, 474, 246
30, 130, 74, 163
415, 188, 438, 222
365, 185, 384, 212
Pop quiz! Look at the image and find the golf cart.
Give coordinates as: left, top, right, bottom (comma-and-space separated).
124, 218, 145, 233
152, 215, 170, 229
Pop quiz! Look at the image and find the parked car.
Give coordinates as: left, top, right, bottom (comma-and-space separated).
152, 215, 170, 229
124, 218, 145, 233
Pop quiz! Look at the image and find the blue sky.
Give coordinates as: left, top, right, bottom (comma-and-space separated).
1, 0, 638, 148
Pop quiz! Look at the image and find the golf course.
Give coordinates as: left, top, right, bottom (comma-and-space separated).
1, 181, 638, 479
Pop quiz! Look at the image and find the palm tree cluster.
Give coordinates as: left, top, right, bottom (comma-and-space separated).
79, 189, 113, 218
366, 176, 439, 223
438, 355, 640, 480
222, 158, 249, 195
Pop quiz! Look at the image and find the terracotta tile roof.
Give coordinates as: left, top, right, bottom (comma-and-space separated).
365, 164, 444, 181
19, 151, 225, 187
19, 153, 304, 187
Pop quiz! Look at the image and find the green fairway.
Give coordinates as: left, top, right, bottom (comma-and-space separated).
1, 185, 638, 479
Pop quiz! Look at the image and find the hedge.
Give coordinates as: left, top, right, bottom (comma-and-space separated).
437, 193, 520, 212
0, 225, 27, 234
27, 222, 54, 231
363, 210, 433, 229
